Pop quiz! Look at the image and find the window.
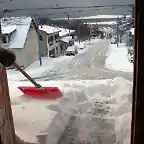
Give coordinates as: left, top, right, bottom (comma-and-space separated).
48, 36, 53, 43
2, 34, 10, 44
55, 33, 59, 40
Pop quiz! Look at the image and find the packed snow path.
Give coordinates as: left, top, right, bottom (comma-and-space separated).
39, 40, 133, 81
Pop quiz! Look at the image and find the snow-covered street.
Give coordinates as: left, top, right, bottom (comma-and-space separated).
7, 39, 133, 81
8, 39, 133, 144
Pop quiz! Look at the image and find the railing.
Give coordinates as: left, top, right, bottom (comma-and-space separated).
0, 65, 15, 144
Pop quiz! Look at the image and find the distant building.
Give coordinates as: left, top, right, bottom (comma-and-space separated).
60, 36, 74, 55
1, 17, 39, 67
39, 25, 75, 57
39, 25, 61, 57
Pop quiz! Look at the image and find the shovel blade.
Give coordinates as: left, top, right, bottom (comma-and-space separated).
18, 86, 63, 100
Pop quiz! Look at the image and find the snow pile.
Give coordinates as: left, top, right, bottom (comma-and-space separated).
7, 39, 100, 81
60, 36, 73, 43
105, 44, 133, 72
9, 77, 132, 144
75, 39, 100, 49
39, 25, 60, 34
7, 56, 73, 81
109, 77, 132, 144
59, 28, 75, 37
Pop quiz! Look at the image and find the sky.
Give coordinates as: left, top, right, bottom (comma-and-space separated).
1, 0, 133, 18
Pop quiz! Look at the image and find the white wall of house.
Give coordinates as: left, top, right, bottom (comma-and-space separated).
40, 31, 62, 57
40, 30, 61, 57
11, 28, 39, 67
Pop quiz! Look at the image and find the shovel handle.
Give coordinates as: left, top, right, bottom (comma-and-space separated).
13, 63, 42, 89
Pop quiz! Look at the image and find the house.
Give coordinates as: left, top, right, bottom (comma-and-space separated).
59, 36, 74, 55
39, 25, 62, 57
1, 17, 39, 67
39, 25, 76, 57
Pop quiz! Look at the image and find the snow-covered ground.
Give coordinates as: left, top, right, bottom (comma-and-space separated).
7, 39, 100, 81
9, 77, 132, 144
105, 44, 133, 72
7, 56, 72, 81
7, 38, 132, 144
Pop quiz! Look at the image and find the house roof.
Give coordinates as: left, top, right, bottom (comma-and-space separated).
59, 28, 75, 37
1, 17, 32, 49
39, 25, 60, 34
39, 25, 75, 36
60, 36, 73, 43
2, 25, 16, 34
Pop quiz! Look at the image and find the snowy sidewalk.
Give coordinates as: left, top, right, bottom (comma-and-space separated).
105, 44, 133, 72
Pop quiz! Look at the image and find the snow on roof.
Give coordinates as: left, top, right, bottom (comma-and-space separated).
60, 36, 73, 43
85, 21, 117, 25
39, 25, 75, 36
59, 28, 75, 37
66, 45, 76, 51
2, 25, 16, 34
2, 17, 32, 49
79, 15, 123, 19
39, 25, 60, 34
130, 28, 134, 35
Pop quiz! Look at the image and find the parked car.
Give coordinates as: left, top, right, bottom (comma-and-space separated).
111, 37, 117, 44
50, 54, 57, 58
66, 46, 78, 56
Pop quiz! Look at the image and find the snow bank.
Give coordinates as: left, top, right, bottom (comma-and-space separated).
105, 44, 133, 72
9, 77, 132, 143
7, 39, 100, 81
115, 113, 131, 144
7, 56, 73, 81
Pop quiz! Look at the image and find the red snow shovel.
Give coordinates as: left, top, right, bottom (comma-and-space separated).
13, 63, 63, 99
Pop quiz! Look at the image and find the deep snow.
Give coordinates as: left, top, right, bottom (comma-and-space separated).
7, 39, 132, 144
9, 77, 132, 144
7, 39, 100, 81
105, 43, 133, 72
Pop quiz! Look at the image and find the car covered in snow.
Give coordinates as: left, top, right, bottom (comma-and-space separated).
66, 46, 78, 56
111, 37, 117, 44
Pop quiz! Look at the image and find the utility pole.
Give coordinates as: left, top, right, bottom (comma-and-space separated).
78, 17, 80, 43
67, 14, 70, 36
117, 17, 119, 47
35, 16, 42, 66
